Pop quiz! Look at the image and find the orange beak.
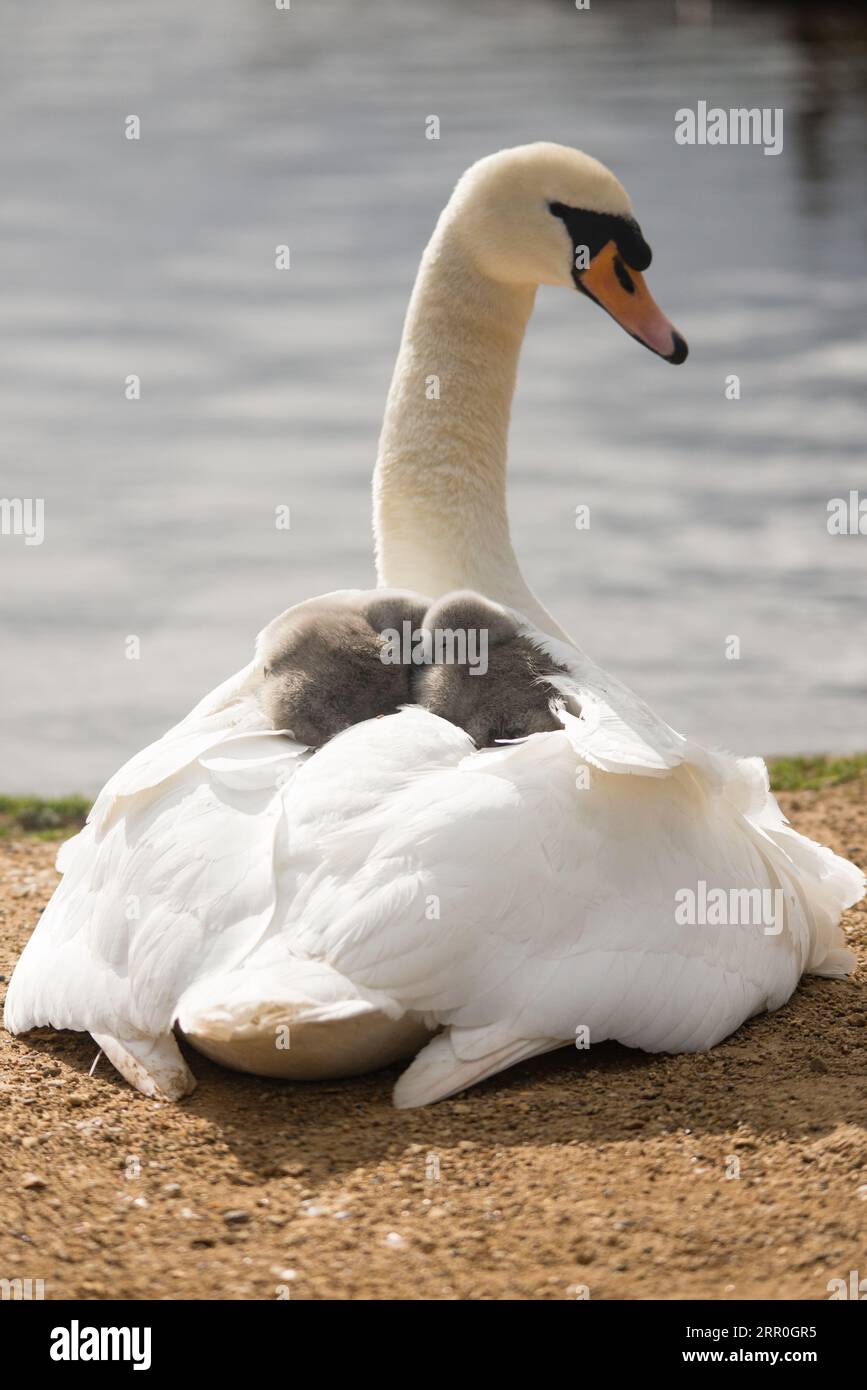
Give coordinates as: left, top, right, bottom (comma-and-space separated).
579, 241, 688, 364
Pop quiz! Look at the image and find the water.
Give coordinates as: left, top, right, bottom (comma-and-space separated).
1, 0, 865, 795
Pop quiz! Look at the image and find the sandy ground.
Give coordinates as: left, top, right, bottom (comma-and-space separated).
1, 782, 865, 1302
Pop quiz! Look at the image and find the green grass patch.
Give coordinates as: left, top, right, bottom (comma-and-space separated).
0, 794, 90, 839
0, 757, 864, 839
767, 753, 867, 793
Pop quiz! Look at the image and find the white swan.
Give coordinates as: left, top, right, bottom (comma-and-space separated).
5, 143, 862, 1107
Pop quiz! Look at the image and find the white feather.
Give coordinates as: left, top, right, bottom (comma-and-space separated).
5, 622, 861, 1107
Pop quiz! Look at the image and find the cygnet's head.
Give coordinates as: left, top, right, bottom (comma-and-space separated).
412, 591, 567, 748
445, 142, 687, 363
258, 589, 428, 748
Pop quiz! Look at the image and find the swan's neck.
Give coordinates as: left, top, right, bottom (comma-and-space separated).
373, 223, 570, 640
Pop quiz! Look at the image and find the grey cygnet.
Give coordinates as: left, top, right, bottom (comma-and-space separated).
258, 589, 428, 747
412, 591, 567, 748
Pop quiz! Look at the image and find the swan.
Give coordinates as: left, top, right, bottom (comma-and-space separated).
5, 143, 863, 1107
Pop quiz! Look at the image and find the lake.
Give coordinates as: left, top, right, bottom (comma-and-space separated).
1, 0, 865, 794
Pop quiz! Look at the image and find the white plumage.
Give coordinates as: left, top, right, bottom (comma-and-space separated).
6, 144, 863, 1105
6, 610, 860, 1106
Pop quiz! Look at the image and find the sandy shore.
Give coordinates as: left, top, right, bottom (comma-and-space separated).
1, 780, 865, 1301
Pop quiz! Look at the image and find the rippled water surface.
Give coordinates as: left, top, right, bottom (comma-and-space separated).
1, 0, 866, 793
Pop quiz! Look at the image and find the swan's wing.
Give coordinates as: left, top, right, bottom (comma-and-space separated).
3, 647, 310, 1040
393, 1032, 561, 1109
87, 642, 273, 835
4, 586, 409, 1045
2, 722, 309, 1041
89, 586, 378, 833
89, 683, 263, 834
7, 655, 861, 1114
517, 627, 688, 775
280, 709, 861, 1104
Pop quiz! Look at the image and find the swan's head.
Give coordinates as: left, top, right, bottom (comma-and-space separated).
449, 142, 687, 364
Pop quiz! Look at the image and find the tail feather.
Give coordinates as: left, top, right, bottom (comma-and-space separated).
393, 1029, 559, 1108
